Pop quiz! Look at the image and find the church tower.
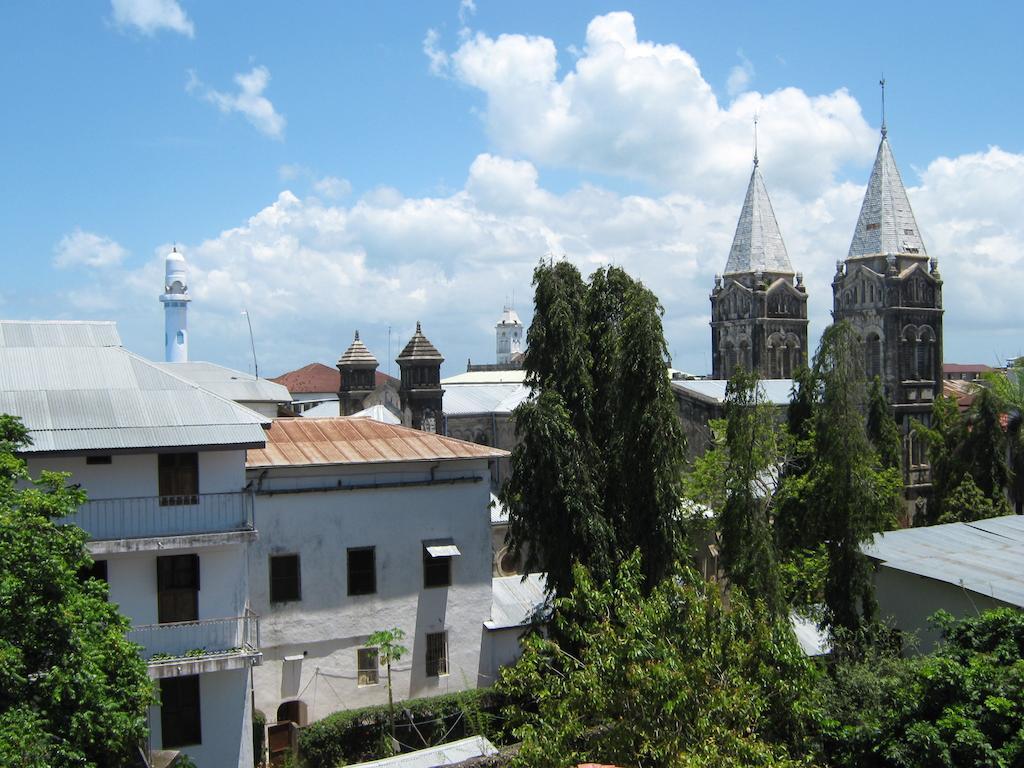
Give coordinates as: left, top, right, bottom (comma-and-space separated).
711, 150, 808, 380
495, 306, 523, 365
832, 103, 943, 499
159, 247, 191, 363
396, 322, 444, 433
337, 331, 379, 416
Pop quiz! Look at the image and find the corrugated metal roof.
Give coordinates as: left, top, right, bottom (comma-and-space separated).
490, 493, 508, 525
670, 378, 794, 406
153, 362, 292, 404
848, 135, 927, 259
486, 573, 547, 630
442, 369, 527, 385
863, 515, 1024, 608
345, 736, 497, 768
443, 383, 531, 416
247, 417, 508, 468
0, 321, 268, 453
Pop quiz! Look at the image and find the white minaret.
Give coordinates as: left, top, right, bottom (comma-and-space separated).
159, 247, 192, 363
496, 305, 523, 364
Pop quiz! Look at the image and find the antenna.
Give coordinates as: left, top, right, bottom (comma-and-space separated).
753, 112, 759, 166
880, 76, 887, 138
387, 325, 392, 376
241, 309, 259, 379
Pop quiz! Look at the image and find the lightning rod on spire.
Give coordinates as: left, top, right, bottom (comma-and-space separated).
753, 112, 759, 166
880, 76, 887, 138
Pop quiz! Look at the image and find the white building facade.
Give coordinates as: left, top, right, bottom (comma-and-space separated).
0, 321, 267, 768
245, 417, 507, 725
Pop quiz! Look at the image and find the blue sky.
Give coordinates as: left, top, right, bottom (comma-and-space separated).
2, 1, 1023, 376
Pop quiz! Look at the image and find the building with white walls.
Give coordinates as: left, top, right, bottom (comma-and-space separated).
0, 320, 267, 768
245, 417, 507, 726
160, 247, 192, 363
495, 306, 523, 366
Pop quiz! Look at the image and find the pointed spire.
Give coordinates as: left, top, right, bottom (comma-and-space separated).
723, 160, 793, 275
397, 322, 444, 362
847, 132, 927, 259
880, 77, 887, 139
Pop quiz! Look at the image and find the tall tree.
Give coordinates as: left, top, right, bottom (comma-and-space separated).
984, 360, 1024, 514
0, 416, 152, 767
503, 261, 686, 596
719, 368, 784, 615
866, 376, 901, 472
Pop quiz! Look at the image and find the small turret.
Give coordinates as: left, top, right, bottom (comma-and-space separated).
396, 322, 444, 433
337, 331, 379, 417
159, 246, 192, 363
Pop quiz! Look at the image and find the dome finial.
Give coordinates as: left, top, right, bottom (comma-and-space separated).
354, 330, 360, 341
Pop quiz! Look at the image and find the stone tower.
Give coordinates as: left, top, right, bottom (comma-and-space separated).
711, 155, 808, 380
337, 331, 379, 417
495, 306, 523, 365
159, 247, 191, 363
396, 322, 444, 433
832, 121, 943, 499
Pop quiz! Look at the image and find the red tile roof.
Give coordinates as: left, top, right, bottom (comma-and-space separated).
270, 363, 397, 393
944, 363, 994, 374
247, 417, 508, 467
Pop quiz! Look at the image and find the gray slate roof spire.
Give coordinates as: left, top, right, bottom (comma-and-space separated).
723, 160, 793, 275
847, 132, 927, 259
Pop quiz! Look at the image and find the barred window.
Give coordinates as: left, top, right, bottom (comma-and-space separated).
425, 632, 448, 677
357, 647, 379, 686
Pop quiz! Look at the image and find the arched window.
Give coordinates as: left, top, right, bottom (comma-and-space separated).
865, 332, 882, 380
784, 334, 801, 378
901, 326, 918, 381
766, 334, 783, 378
277, 700, 307, 726
917, 326, 935, 381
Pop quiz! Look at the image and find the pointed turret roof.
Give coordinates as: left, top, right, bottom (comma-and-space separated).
724, 162, 793, 275
337, 331, 378, 367
397, 322, 444, 362
847, 135, 926, 259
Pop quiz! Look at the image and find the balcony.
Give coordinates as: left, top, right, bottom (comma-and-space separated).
59, 491, 253, 543
130, 611, 261, 679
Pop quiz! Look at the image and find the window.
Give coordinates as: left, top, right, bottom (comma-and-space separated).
347, 547, 376, 596
425, 632, 448, 677
160, 675, 202, 748
270, 555, 301, 603
423, 543, 459, 589
157, 554, 199, 624
357, 648, 379, 686
159, 452, 199, 506
89, 559, 108, 583
86, 455, 112, 465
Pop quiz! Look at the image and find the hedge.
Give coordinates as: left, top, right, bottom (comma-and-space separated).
298, 688, 507, 767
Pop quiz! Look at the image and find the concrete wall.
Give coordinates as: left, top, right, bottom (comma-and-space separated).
149, 667, 253, 768
480, 627, 526, 686
27, 449, 247, 499
873, 566, 1012, 653
248, 459, 493, 723
444, 413, 516, 491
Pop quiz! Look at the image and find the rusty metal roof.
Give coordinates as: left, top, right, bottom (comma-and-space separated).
247, 416, 507, 467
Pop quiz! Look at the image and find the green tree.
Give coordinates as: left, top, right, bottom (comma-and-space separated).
937, 473, 1002, 524
719, 368, 784, 615
366, 627, 408, 751
0, 415, 152, 767
503, 262, 686, 596
790, 323, 901, 633
983, 359, 1024, 514
498, 553, 820, 768
866, 376, 901, 472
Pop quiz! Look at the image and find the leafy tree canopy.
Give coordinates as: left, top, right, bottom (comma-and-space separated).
0, 415, 151, 768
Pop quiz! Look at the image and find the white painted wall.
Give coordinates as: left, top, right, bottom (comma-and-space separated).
480, 628, 526, 687
873, 566, 1012, 652
248, 459, 493, 723
26, 449, 246, 499
149, 667, 253, 768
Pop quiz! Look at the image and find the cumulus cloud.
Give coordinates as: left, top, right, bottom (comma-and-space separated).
313, 176, 353, 199
423, 29, 449, 76
443, 11, 875, 199
726, 50, 754, 97
54, 229, 128, 269
111, 0, 194, 37
187, 66, 286, 139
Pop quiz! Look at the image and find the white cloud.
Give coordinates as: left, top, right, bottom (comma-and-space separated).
313, 176, 353, 199
726, 50, 754, 97
423, 29, 449, 76
444, 11, 875, 200
458, 0, 476, 26
188, 66, 286, 139
111, 0, 194, 37
54, 229, 128, 269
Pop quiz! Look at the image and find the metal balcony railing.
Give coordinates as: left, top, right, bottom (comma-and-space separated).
129, 610, 260, 662
59, 491, 252, 540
